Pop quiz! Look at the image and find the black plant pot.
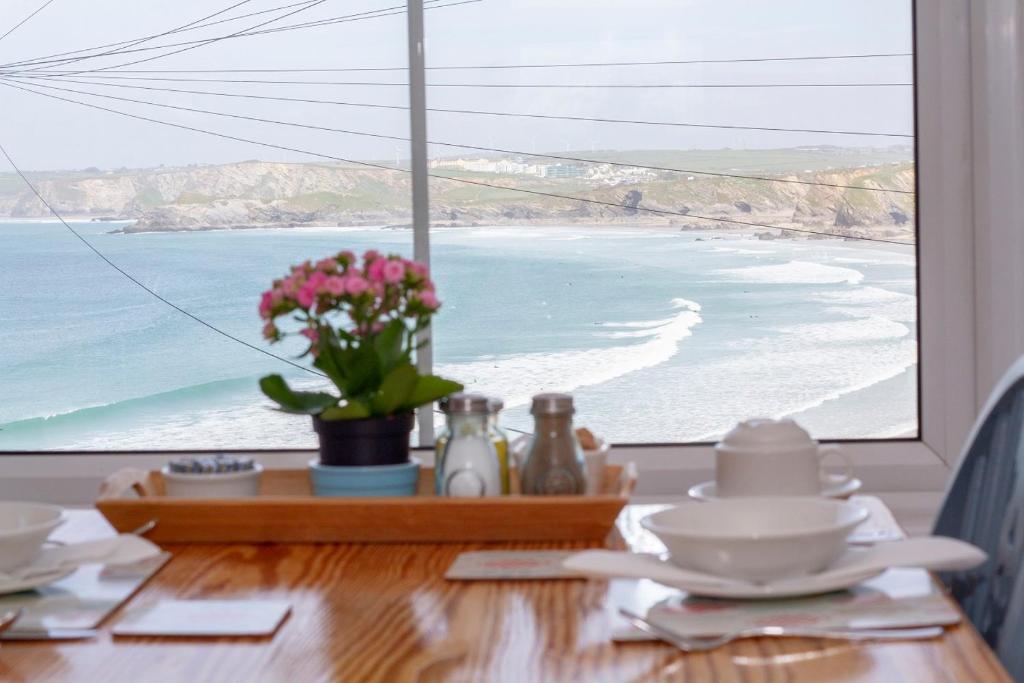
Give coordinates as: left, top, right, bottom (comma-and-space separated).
312, 412, 415, 467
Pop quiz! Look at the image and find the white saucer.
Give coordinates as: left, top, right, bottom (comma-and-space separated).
0, 566, 75, 596
564, 548, 884, 599
688, 475, 862, 502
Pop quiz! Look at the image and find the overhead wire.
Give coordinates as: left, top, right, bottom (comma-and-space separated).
0, 0, 323, 70
0, 0, 59, 45
0, 139, 326, 378
1, 73, 915, 88
0, 0, 478, 74
44, 0, 335, 76
1, 74, 914, 195
0, 78, 916, 246
2, 51, 916, 74
4, 72, 914, 138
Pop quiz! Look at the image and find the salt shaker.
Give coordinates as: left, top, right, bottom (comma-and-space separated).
520, 393, 586, 495
438, 393, 502, 497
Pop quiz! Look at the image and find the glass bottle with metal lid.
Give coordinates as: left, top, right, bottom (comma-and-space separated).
520, 393, 586, 495
438, 393, 502, 497
487, 398, 511, 494
434, 396, 452, 495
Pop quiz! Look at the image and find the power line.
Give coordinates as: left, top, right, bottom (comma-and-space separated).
24, 0, 260, 74
51, 0, 334, 77
7, 72, 913, 138
5, 75, 913, 195
5, 73, 913, 88
0, 0, 478, 74
0, 0, 58, 45
3, 51, 915, 74
0, 0, 318, 70
0, 79, 916, 246
0, 138, 325, 378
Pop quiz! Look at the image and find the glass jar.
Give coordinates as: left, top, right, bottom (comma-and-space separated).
487, 398, 511, 494
434, 396, 451, 495
520, 393, 586, 495
438, 393, 502, 497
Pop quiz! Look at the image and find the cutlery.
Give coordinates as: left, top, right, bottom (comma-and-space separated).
130, 519, 158, 537
619, 608, 944, 652
0, 628, 97, 641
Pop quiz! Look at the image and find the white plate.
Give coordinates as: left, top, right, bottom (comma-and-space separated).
0, 566, 75, 596
688, 475, 862, 502
564, 548, 885, 599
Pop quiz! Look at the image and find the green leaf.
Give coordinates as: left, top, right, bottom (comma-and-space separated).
312, 328, 349, 392
401, 374, 463, 411
371, 363, 418, 415
259, 374, 338, 414
343, 343, 382, 397
373, 318, 407, 373
321, 400, 371, 420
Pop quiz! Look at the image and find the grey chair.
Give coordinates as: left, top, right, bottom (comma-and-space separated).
934, 356, 1024, 681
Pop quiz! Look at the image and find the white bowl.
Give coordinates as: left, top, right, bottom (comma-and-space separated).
641, 497, 869, 582
161, 464, 263, 499
0, 502, 65, 572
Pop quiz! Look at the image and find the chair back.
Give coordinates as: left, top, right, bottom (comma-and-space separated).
934, 356, 1024, 680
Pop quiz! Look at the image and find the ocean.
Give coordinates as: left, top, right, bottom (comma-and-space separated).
0, 220, 918, 450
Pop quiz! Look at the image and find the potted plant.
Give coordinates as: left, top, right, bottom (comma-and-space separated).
257, 250, 462, 471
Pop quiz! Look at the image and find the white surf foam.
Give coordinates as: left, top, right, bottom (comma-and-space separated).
715, 260, 864, 285
438, 300, 703, 410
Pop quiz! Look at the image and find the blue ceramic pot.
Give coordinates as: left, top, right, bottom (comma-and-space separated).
309, 457, 421, 497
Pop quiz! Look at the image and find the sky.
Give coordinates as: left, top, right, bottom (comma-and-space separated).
0, 0, 915, 171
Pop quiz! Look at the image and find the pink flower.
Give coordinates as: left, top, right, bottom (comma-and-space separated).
382, 259, 405, 283
363, 249, 381, 263
300, 327, 319, 344
407, 261, 428, 278
281, 276, 300, 296
296, 283, 317, 309
418, 290, 439, 310
367, 258, 387, 283
345, 275, 369, 296
316, 257, 338, 273
324, 276, 346, 296
262, 321, 278, 340
258, 290, 274, 318
306, 270, 327, 291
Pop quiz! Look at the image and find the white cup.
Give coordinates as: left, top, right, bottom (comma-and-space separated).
714, 418, 852, 497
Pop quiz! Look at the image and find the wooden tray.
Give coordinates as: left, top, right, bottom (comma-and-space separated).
96, 464, 637, 544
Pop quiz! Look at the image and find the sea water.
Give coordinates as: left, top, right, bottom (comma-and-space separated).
0, 221, 917, 450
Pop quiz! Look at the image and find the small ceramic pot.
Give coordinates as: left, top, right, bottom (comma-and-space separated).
161, 464, 263, 498
309, 457, 421, 497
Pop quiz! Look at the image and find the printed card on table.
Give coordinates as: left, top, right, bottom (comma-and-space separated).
445, 551, 580, 580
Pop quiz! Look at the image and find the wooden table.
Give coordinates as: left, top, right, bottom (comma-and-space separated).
0, 507, 1011, 683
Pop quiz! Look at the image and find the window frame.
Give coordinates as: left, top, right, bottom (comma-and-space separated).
0, 0, 1006, 507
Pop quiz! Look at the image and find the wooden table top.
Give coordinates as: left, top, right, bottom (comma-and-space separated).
0, 506, 1011, 683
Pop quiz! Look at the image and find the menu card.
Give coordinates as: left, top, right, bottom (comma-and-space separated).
446, 551, 578, 580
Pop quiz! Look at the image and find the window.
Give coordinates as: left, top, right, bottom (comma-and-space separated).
0, 0, 918, 452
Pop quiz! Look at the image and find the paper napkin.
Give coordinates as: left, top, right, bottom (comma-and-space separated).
112, 599, 291, 637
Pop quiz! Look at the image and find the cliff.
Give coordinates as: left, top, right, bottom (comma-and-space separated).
0, 148, 915, 240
